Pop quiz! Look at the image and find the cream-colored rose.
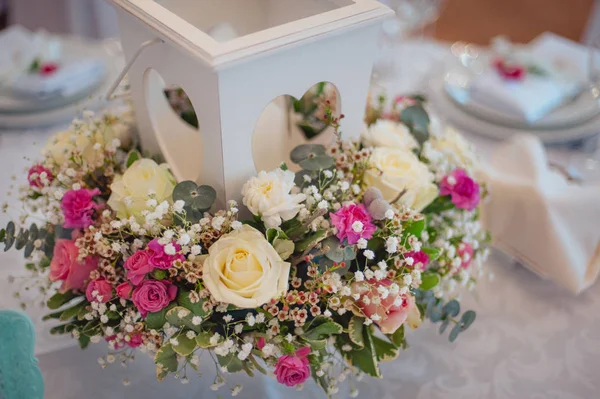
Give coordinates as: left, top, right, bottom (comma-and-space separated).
202, 225, 290, 308
362, 119, 419, 151
364, 147, 438, 211
43, 131, 75, 165
242, 169, 306, 229
107, 159, 176, 221
430, 127, 478, 170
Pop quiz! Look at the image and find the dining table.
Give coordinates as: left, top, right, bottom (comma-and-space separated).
0, 39, 599, 399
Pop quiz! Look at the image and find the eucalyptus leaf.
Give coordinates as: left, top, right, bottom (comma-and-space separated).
28, 224, 39, 241
172, 181, 216, 214
299, 155, 335, 171
448, 323, 461, 342
290, 144, 326, 164
14, 229, 29, 250
442, 300, 461, 318
24, 241, 35, 258
400, 104, 430, 144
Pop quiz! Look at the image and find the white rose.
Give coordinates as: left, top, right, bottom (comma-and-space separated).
430, 127, 478, 170
43, 131, 75, 165
364, 147, 438, 211
202, 225, 290, 308
362, 119, 418, 151
107, 159, 176, 221
242, 169, 306, 229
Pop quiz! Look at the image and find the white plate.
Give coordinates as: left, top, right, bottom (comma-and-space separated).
0, 38, 123, 129
444, 70, 600, 130
428, 74, 600, 144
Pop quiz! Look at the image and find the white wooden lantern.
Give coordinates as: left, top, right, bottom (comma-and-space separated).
108, 0, 393, 206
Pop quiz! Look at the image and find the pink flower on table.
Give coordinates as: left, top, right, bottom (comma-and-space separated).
440, 169, 481, 211
404, 250, 430, 270
274, 347, 311, 387
60, 188, 101, 229
147, 239, 185, 270
86, 278, 113, 303
330, 204, 376, 245
132, 280, 177, 318
116, 281, 134, 299
457, 242, 474, 269
49, 239, 98, 293
27, 164, 53, 188
492, 58, 526, 81
256, 337, 265, 350
124, 250, 153, 285
351, 279, 420, 334
127, 333, 144, 348
40, 62, 59, 76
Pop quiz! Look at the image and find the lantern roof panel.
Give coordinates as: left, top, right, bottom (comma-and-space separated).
109, 0, 393, 67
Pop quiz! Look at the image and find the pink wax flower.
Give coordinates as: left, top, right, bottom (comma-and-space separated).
40, 62, 59, 76
352, 279, 417, 334
330, 204, 376, 245
127, 333, 144, 348
404, 250, 430, 270
274, 347, 311, 387
60, 188, 101, 229
116, 281, 134, 299
49, 239, 98, 293
132, 280, 177, 318
105, 335, 125, 350
27, 164, 53, 188
147, 239, 185, 270
457, 242, 474, 269
124, 250, 154, 285
493, 57, 526, 81
440, 169, 481, 211
86, 278, 113, 303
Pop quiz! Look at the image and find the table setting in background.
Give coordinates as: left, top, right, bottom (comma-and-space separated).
0, 1, 599, 399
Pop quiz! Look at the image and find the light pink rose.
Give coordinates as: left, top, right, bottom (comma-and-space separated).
60, 188, 101, 229
274, 347, 311, 387
124, 250, 153, 285
147, 239, 185, 270
85, 278, 113, 303
329, 204, 376, 245
49, 239, 98, 293
457, 242, 474, 268
132, 280, 177, 318
352, 279, 417, 334
116, 281, 134, 299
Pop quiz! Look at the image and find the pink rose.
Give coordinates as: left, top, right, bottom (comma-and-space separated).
330, 204, 376, 245
404, 250, 430, 270
457, 242, 474, 268
493, 57, 526, 81
124, 250, 153, 285
440, 169, 480, 211
86, 278, 113, 303
274, 347, 311, 387
132, 280, 177, 318
116, 281, 134, 299
127, 333, 144, 348
49, 239, 98, 293
147, 239, 185, 270
27, 164, 53, 188
352, 279, 416, 334
60, 188, 101, 229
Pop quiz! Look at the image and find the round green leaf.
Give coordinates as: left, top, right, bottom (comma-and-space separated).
299, 155, 335, 171
290, 144, 326, 163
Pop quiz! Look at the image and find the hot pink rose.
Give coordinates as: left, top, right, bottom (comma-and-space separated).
49, 239, 98, 293
457, 242, 474, 268
147, 239, 185, 270
116, 281, 134, 299
127, 333, 144, 348
60, 188, 101, 229
493, 57, 526, 81
124, 250, 153, 285
404, 250, 430, 270
352, 279, 416, 334
27, 164, 53, 188
274, 347, 311, 387
440, 169, 481, 211
86, 278, 113, 303
256, 337, 265, 350
132, 280, 177, 318
330, 204, 376, 245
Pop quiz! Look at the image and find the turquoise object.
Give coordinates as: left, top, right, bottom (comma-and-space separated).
0, 310, 44, 399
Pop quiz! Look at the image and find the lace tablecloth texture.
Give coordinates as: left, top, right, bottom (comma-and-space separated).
0, 41, 599, 398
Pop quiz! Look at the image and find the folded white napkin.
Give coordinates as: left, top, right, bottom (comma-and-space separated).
0, 26, 106, 101
480, 135, 600, 294
470, 33, 586, 123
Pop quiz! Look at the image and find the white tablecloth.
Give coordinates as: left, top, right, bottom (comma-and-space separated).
1, 40, 599, 399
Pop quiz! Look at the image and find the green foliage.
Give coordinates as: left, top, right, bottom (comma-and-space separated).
195, 331, 215, 348
177, 290, 211, 318
420, 272, 441, 291
126, 150, 141, 167
155, 343, 178, 381
217, 353, 244, 373
422, 196, 454, 214
172, 181, 216, 222
171, 330, 197, 356
400, 104, 430, 145
289, 144, 334, 171
415, 290, 477, 342
388, 324, 405, 348
323, 236, 356, 263
303, 317, 343, 341
294, 229, 328, 253
348, 316, 364, 348
344, 326, 381, 378
145, 303, 176, 330
165, 306, 203, 333
47, 291, 77, 310
371, 335, 399, 362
